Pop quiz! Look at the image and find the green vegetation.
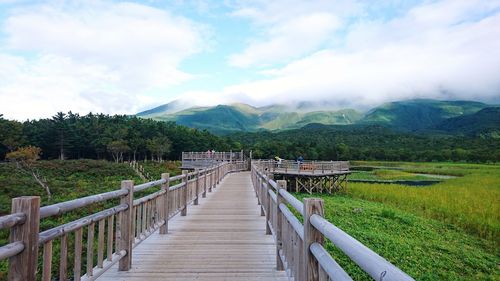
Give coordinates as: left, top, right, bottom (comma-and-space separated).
137, 99, 499, 136
361, 99, 489, 131
435, 107, 500, 137
0, 112, 240, 161
349, 169, 433, 181
295, 193, 498, 280
232, 124, 500, 162
0, 159, 179, 280
347, 162, 500, 243
138, 101, 363, 133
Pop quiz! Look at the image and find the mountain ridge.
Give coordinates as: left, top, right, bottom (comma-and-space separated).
137, 99, 497, 135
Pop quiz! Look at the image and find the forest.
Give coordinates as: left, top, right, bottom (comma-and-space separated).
1, 113, 498, 163
0, 112, 240, 161
230, 124, 500, 162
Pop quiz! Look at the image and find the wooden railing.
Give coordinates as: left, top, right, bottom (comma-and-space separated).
252, 163, 414, 281
182, 151, 245, 162
255, 159, 350, 175
0, 160, 248, 280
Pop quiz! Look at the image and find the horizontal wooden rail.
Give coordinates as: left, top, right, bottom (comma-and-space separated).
39, 189, 128, 219
310, 242, 352, 281
310, 214, 414, 281
0, 213, 25, 230
252, 162, 414, 281
0, 241, 24, 260
0, 158, 246, 280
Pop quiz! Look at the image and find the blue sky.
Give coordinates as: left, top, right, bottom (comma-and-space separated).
0, 0, 499, 120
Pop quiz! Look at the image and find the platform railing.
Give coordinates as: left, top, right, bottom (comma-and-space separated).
0, 160, 248, 280
251, 163, 414, 281
255, 159, 350, 175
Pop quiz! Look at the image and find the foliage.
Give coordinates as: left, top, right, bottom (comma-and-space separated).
5, 146, 51, 199
138, 102, 364, 133
347, 162, 500, 244
231, 124, 500, 162
5, 146, 41, 163
294, 193, 499, 280
107, 140, 130, 162
0, 159, 180, 280
0, 112, 239, 161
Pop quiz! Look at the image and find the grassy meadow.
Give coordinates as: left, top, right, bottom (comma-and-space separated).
295, 193, 498, 280
293, 161, 499, 280
348, 161, 500, 243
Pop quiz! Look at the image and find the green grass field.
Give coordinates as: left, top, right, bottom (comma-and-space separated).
295, 193, 498, 280
348, 161, 500, 244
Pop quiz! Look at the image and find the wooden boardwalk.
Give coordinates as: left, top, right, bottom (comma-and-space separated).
99, 172, 288, 281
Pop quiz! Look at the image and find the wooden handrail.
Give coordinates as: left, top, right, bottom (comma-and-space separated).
251, 162, 414, 281
0, 159, 247, 280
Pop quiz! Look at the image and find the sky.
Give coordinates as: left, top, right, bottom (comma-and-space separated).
0, 0, 499, 120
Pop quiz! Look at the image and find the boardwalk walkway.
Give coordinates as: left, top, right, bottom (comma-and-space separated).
99, 171, 288, 281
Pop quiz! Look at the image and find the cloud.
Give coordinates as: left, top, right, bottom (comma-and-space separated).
228, 0, 358, 67
219, 0, 500, 108
0, 1, 209, 120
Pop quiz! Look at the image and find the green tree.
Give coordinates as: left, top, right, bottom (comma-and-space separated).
107, 140, 130, 163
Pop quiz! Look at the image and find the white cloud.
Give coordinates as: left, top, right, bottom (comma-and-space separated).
218, 0, 500, 108
0, 1, 209, 120
228, 0, 358, 67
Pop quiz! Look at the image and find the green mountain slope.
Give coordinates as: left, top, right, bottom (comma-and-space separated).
434, 107, 500, 137
361, 99, 488, 131
137, 101, 363, 133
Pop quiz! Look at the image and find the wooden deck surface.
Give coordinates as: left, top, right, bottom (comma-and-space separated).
98, 172, 288, 281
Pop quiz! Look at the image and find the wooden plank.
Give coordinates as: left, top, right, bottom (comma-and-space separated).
99, 172, 287, 281
74, 228, 83, 281
42, 241, 52, 281
59, 234, 68, 281
87, 222, 95, 277
98, 219, 105, 268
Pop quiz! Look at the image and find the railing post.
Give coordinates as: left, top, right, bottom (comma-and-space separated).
209, 167, 213, 193
160, 173, 170, 234
217, 164, 220, 184
276, 180, 286, 270
119, 180, 134, 271
303, 198, 325, 281
8, 196, 40, 281
265, 174, 274, 235
181, 170, 188, 216
194, 169, 200, 205
203, 169, 207, 197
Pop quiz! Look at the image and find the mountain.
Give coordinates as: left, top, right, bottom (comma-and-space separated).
433, 107, 500, 137
137, 99, 495, 135
361, 99, 489, 131
137, 101, 363, 134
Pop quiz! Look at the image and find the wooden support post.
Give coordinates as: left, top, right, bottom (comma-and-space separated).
181, 170, 188, 216
217, 164, 220, 184
118, 180, 134, 271
160, 173, 170, 234
265, 174, 274, 235
8, 196, 40, 281
208, 168, 213, 193
194, 169, 200, 205
276, 180, 286, 270
303, 198, 325, 281
203, 170, 207, 198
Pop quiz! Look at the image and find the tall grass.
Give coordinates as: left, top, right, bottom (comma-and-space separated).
347, 162, 500, 245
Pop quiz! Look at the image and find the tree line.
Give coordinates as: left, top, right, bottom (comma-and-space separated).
0, 112, 241, 162
230, 124, 500, 163
1, 113, 498, 163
